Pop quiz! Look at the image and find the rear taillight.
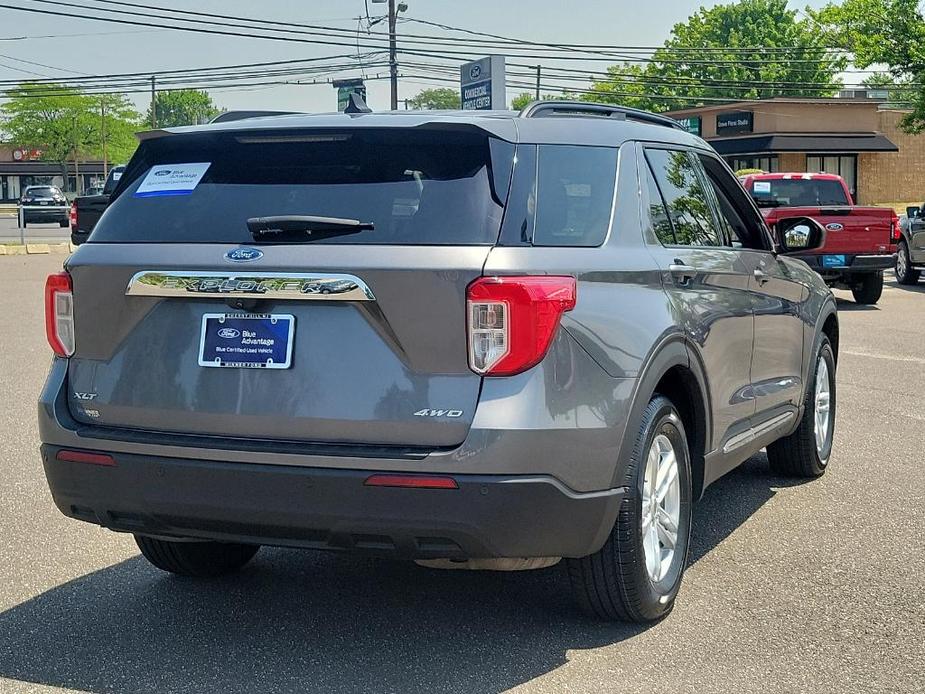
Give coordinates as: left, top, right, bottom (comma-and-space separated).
69, 201, 77, 231
45, 272, 75, 357
891, 214, 901, 242
467, 276, 576, 376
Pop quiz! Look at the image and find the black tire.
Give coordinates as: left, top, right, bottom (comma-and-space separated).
135, 535, 259, 577
895, 240, 921, 285
767, 336, 836, 478
566, 395, 692, 623
850, 272, 883, 304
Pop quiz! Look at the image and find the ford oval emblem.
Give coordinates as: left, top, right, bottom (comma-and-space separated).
825, 222, 844, 232
217, 328, 240, 339
225, 247, 263, 262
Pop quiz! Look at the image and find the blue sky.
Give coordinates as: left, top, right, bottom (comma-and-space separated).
0, 0, 834, 114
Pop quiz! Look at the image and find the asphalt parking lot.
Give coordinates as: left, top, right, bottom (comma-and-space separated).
0, 214, 70, 245
0, 254, 923, 694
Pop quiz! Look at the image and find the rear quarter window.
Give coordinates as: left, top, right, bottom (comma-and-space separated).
532, 145, 617, 247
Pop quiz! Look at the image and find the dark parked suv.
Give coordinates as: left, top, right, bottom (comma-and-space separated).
39, 102, 839, 622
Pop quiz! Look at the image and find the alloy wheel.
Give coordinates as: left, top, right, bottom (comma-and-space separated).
814, 358, 832, 455
642, 433, 681, 583
897, 245, 908, 278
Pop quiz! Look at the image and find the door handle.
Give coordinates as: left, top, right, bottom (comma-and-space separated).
754, 268, 770, 285
668, 262, 697, 285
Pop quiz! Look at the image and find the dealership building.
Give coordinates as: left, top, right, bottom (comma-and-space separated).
0, 144, 106, 203
664, 95, 925, 207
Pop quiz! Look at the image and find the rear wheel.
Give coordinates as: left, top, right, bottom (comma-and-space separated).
567, 395, 692, 622
135, 535, 259, 577
851, 272, 883, 304
767, 336, 836, 478
895, 241, 920, 285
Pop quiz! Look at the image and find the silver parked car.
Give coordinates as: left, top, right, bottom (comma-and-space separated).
38, 102, 838, 622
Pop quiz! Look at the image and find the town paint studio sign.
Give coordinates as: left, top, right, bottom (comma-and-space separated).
716, 111, 754, 135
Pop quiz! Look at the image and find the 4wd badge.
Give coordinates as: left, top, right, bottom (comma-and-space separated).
413, 409, 464, 418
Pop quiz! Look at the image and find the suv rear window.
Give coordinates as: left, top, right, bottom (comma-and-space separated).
749, 178, 849, 207
92, 128, 511, 245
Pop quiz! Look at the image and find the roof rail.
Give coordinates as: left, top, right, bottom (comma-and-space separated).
518, 100, 685, 130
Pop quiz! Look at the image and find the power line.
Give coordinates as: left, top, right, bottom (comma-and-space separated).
0, 1, 853, 69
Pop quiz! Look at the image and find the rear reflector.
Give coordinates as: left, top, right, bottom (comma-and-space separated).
467, 276, 577, 376
364, 474, 458, 489
45, 272, 75, 357
56, 450, 116, 466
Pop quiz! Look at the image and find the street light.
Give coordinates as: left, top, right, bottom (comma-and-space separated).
370, 0, 408, 109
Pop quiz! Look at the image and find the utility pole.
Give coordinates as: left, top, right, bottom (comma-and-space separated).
100, 99, 108, 178
150, 76, 157, 128
388, 0, 398, 110
535, 65, 541, 100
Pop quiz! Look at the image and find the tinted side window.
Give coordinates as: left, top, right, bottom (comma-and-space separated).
699, 155, 771, 252
645, 149, 719, 247
643, 161, 676, 245
533, 145, 616, 247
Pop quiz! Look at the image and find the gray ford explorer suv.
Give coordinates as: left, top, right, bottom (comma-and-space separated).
39, 101, 839, 622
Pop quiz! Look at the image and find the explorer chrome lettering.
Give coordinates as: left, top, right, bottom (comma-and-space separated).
125, 272, 375, 301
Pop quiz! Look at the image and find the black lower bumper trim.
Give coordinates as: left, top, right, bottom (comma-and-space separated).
798, 253, 896, 272
41, 445, 623, 560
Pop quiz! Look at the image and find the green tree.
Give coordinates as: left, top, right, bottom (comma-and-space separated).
406, 87, 460, 110
814, 0, 925, 131
94, 93, 141, 165
510, 92, 570, 110
861, 72, 918, 109
1, 83, 140, 190
588, 0, 846, 112
147, 89, 220, 127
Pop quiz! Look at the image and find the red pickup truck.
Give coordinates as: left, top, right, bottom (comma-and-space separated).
740, 172, 900, 304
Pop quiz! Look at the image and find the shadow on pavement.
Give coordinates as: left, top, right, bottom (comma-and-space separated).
833, 297, 879, 311
0, 454, 799, 694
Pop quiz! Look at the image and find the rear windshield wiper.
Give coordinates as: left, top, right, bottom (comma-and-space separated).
247, 215, 374, 241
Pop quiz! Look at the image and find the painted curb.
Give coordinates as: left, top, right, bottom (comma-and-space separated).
1, 243, 71, 255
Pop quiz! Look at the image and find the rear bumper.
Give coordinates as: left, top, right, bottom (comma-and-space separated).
797, 253, 896, 273
40, 444, 623, 560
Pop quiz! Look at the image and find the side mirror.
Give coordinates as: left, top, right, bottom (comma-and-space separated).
775, 217, 827, 254
906, 206, 920, 219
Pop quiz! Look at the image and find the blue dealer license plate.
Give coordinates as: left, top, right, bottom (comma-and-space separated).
821, 255, 847, 268
198, 313, 294, 369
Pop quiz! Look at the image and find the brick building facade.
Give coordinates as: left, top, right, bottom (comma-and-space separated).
665, 97, 924, 210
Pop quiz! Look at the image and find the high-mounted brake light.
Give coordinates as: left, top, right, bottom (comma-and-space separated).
45, 272, 75, 357
467, 276, 576, 376
69, 201, 77, 231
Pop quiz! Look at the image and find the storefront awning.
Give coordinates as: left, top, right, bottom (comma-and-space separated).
708, 133, 898, 155
0, 161, 107, 176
